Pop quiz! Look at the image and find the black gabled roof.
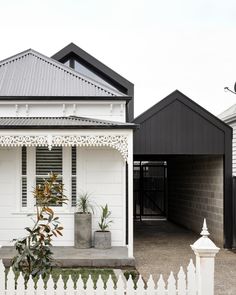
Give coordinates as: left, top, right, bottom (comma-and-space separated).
51, 43, 134, 121
0, 116, 137, 129
134, 90, 231, 132
51, 43, 133, 91
133, 90, 232, 156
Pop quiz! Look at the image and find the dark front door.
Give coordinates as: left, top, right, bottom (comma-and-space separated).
134, 161, 167, 220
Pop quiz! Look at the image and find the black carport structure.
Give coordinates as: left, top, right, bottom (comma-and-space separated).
133, 90, 234, 248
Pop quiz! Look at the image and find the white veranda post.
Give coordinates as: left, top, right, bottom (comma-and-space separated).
127, 132, 133, 258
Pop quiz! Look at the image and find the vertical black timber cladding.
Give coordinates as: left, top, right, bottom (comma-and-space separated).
126, 163, 128, 245
133, 91, 226, 155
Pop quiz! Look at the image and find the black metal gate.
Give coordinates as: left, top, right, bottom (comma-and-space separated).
134, 161, 167, 220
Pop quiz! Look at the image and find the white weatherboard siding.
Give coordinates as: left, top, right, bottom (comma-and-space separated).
218, 107, 236, 175
219, 118, 236, 175
231, 122, 236, 175
0, 147, 27, 245
77, 147, 125, 247
0, 146, 126, 247
0, 101, 126, 122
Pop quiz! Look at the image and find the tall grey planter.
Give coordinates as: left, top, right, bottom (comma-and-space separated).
74, 213, 92, 249
94, 231, 111, 249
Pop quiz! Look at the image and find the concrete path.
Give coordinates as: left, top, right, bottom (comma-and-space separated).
134, 220, 236, 295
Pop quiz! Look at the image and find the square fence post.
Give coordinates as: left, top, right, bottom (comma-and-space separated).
191, 219, 220, 295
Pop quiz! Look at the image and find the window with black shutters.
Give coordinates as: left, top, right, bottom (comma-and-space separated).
36, 147, 63, 206
21, 147, 27, 207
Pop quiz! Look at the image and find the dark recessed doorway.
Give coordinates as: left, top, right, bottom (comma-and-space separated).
134, 161, 167, 220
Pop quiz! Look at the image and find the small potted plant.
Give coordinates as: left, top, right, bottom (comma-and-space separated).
74, 193, 93, 249
94, 204, 112, 249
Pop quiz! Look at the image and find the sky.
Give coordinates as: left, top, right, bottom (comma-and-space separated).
0, 0, 236, 117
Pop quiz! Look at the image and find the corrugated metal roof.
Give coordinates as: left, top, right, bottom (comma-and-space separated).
0, 49, 125, 97
0, 116, 136, 129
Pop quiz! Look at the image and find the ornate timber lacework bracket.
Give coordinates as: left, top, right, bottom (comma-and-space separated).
0, 135, 129, 161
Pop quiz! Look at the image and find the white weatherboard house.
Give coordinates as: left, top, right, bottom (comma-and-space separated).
0, 44, 135, 258
219, 105, 236, 175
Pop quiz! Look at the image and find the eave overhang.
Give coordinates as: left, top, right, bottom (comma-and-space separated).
0, 96, 132, 101
0, 116, 137, 130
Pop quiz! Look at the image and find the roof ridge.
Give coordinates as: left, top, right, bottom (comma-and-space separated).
0, 49, 33, 66
0, 49, 124, 97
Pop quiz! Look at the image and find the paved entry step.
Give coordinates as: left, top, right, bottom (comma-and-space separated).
0, 246, 135, 267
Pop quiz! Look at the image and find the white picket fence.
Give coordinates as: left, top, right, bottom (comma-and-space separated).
0, 259, 196, 294
0, 220, 220, 294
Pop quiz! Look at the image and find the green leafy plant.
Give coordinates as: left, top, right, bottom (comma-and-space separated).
11, 172, 68, 281
98, 204, 112, 231
76, 193, 94, 214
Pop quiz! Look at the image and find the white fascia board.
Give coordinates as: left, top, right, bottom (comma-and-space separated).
0, 129, 133, 136
0, 100, 127, 105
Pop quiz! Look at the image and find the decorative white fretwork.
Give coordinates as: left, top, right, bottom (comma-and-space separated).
0, 135, 129, 160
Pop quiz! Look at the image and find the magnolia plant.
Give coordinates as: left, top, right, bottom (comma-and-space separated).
12, 172, 68, 280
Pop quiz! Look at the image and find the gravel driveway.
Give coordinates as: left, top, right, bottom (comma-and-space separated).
134, 220, 236, 295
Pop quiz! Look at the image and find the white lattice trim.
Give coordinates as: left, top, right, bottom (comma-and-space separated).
0, 135, 129, 160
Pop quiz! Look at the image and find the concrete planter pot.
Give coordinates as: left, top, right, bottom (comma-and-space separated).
74, 213, 92, 249
94, 231, 111, 249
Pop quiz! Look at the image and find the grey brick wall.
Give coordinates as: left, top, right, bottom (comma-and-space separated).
168, 156, 224, 245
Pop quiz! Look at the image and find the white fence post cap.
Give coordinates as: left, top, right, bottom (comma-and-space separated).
191, 219, 220, 256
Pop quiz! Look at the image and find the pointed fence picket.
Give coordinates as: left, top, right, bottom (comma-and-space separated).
56, 275, 64, 295
0, 259, 198, 295
187, 259, 197, 295
157, 274, 166, 295
146, 275, 155, 294
167, 272, 176, 295
76, 274, 85, 294
106, 274, 115, 294
26, 275, 35, 295
178, 267, 186, 295
116, 275, 125, 295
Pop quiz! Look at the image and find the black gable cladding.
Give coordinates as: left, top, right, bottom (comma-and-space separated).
133, 90, 230, 155
51, 43, 134, 122
133, 90, 234, 248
